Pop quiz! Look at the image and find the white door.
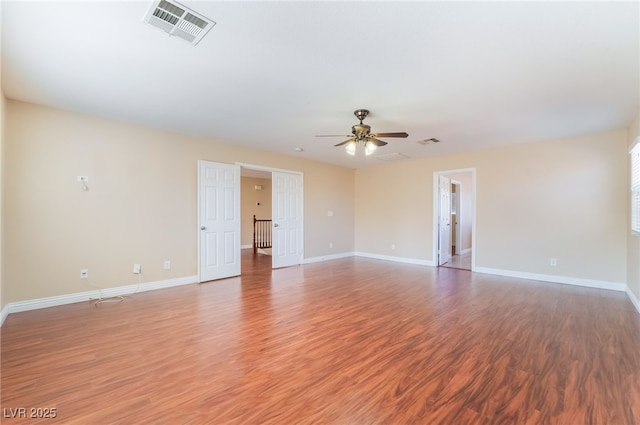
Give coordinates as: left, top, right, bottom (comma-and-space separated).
198, 160, 241, 282
272, 171, 303, 268
452, 182, 462, 256
438, 175, 452, 265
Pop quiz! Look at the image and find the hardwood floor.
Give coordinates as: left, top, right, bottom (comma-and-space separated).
2, 252, 639, 424
441, 251, 472, 270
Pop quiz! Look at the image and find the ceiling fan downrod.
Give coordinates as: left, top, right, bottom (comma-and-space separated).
354, 109, 369, 124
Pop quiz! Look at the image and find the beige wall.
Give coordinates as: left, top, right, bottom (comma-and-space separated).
4, 100, 355, 303
628, 109, 640, 301
355, 129, 628, 284
240, 177, 272, 247
3, 97, 634, 306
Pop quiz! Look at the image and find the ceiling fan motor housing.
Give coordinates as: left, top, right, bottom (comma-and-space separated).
318, 108, 409, 150
352, 124, 371, 139
354, 109, 370, 122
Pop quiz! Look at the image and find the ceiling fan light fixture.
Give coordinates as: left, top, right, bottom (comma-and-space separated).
364, 140, 377, 156
345, 140, 357, 156
318, 109, 409, 158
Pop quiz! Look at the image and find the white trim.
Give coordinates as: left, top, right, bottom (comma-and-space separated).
241, 244, 253, 250
474, 267, 626, 292
459, 248, 472, 256
355, 251, 435, 267
0, 275, 197, 325
236, 162, 303, 177
626, 287, 640, 314
629, 136, 640, 153
304, 251, 355, 264
3, 262, 637, 327
1, 305, 9, 327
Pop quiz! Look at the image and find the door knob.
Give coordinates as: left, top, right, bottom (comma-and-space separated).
200, 226, 206, 230
274, 223, 279, 227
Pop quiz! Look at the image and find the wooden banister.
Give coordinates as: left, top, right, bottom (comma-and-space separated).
253, 214, 272, 254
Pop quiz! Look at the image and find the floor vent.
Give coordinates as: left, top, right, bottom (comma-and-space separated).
376, 152, 411, 162
143, 0, 215, 46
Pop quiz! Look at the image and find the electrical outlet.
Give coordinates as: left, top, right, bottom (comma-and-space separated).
550, 258, 558, 267
164, 260, 171, 270
329, 242, 333, 249
391, 244, 396, 250
80, 269, 88, 279
133, 264, 141, 274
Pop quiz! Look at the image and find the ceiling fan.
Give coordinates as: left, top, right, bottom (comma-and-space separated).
317, 109, 409, 156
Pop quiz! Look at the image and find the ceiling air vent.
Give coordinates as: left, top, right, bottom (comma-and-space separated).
143, 0, 215, 46
376, 153, 410, 162
416, 138, 440, 145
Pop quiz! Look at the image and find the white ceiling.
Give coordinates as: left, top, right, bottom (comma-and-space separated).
2, 1, 638, 169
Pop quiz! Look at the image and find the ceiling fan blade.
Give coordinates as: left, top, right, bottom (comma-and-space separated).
373, 132, 409, 138
316, 134, 351, 137
366, 137, 388, 147
334, 138, 355, 147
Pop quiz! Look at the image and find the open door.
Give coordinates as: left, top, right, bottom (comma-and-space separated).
198, 160, 241, 282
433, 169, 476, 270
451, 181, 461, 256
272, 171, 303, 268
438, 175, 452, 265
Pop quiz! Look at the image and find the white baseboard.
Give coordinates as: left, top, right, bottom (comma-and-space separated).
305, 251, 436, 267
304, 251, 355, 264
459, 248, 472, 255
3, 262, 637, 327
0, 275, 198, 326
626, 287, 640, 314
355, 251, 435, 267
0, 305, 9, 327
241, 244, 252, 250
474, 267, 626, 292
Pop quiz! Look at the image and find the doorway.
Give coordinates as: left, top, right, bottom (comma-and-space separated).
198, 161, 304, 283
240, 167, 273, 266
433, 168, 475, 271
238, 163, 304, 270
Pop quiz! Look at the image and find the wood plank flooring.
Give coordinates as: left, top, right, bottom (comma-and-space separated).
2, 251, 639, 424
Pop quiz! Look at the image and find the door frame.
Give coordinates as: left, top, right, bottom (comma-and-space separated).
432, 168, 477, 270
237, 162, 304, 268
438, 175, 452, 266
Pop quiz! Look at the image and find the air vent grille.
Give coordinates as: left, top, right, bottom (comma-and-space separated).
153, 8, 179, 25
158, 0, 184, 16
144, 0, 215, 46
417, 138, 440, 145
376, 153, 410, 162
